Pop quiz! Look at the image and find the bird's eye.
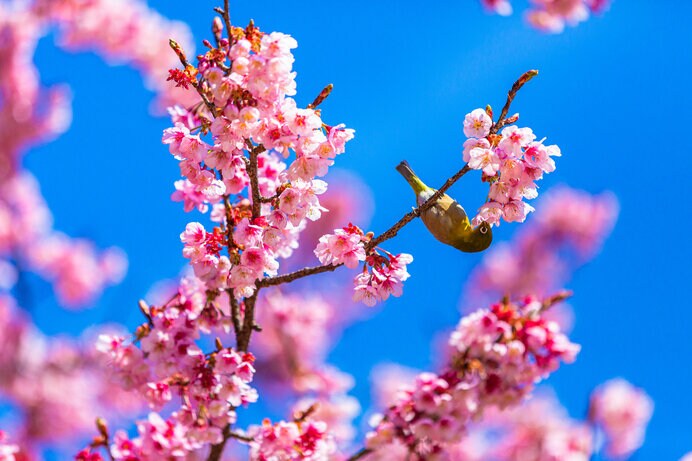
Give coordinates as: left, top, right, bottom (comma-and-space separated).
479, 224, 488, 234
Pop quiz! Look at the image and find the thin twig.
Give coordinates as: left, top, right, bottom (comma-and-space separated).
259, 263, 340, 287
222, 0, 233, 45
347, 448, 373, 461
228, 431, 254, 443
489, 69, 538, 135
169, 39, 216, 114
293, 403, 319, 423
259, 192, 280, 203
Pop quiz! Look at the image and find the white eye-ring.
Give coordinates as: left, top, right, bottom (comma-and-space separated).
479, 225, 488, 234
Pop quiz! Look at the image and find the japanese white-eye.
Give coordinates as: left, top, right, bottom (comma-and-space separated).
396, 160, 492, 253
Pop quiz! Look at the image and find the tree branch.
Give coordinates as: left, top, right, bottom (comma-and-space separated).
258, 263, 341, 288
207, 424, 231, 461
489, 69, 538, 135
258, 164, 472, 288
247, 146, 263, 218
347, 448, 373, 461
222, 0, 233, 45
169, 39, 216, 114
236, 293, 258, 351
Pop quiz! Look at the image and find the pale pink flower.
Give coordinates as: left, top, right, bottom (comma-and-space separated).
498, 125, 536, 158
524, 141, 561, 173
249, 419, 337, 460
481, 0, 513, 16
463, 108, 493, 138
590, 379, 653, 459
315, 227, 366, 269
366, 296, 579, 458
463, 137, 491, 162
502, 199, 535, 223
469, 147, 501, 176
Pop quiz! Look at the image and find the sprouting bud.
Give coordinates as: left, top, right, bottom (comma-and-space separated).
213, 16, 224, 35
169, 39, 187, 63
138, 299, 151, 319
96, 417, 109, 439
308, 83, 334, 109
135, 323, 151, 340
504, 113, 520, 124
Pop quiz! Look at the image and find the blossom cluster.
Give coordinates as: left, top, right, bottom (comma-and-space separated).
0, 295, 139, 446
0, 0, 202, 456
365, 295, 580, 457
477, 395, 593, 460
248, 418, 337, 460
481, 0, 610, 33
463, 108, 561, 227
590, 379, 654, 458
315, 224, 413, 306
96, 291, 258, 458
0, 173, 126, 307
161, 21, 360, 302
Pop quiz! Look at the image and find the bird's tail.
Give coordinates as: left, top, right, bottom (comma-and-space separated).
396, 160, 430, 195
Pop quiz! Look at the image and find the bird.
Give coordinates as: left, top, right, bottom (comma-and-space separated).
396, 160, 492, 253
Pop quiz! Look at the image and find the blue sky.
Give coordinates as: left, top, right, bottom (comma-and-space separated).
25, 0, 691, 458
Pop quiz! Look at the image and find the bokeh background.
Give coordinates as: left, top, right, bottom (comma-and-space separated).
23, 1, 690, 458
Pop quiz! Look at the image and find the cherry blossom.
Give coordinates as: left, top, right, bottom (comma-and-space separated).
481, 0, 611, 33
590, 379, 654, 458
365, 295, 580, 457
461, 108, 561, 227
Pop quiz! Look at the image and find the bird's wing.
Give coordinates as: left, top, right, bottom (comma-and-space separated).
435, 194, 472, 229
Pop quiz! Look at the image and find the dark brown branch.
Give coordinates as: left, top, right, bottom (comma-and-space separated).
347, 448, 373, 461
293, 403, 319, 423
540, 289, 573, 312
489, 69, 538, 135
259, 263, 341, 287
228, 431, 253, 443
259, 192, 280, 203
242, 141, 266, 217
228, 290, 241, 338
222, 0, 233, 46
207, 424, 231, 461
237, 293, 258, 351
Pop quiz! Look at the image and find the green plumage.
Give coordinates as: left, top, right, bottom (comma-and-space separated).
396, 161, 492, 253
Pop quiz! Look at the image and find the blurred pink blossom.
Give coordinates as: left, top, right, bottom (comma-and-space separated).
590, 378, 654, 458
